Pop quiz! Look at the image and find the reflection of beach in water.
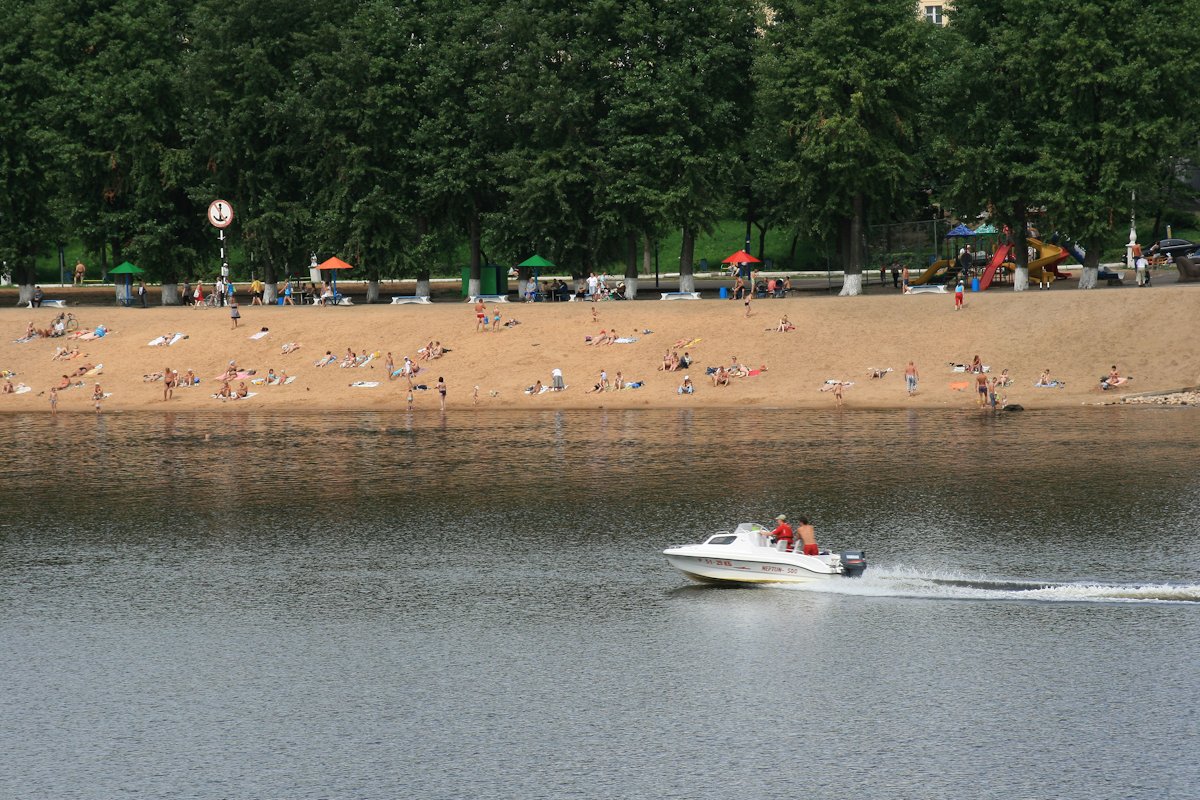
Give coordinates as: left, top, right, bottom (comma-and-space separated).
3, 408, 1200, 800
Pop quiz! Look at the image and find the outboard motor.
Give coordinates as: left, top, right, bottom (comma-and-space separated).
839, 550, 867, 578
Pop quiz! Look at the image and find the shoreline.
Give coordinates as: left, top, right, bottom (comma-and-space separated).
3, 285, 1198, 414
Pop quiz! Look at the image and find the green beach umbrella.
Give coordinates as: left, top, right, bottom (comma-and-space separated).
109, 261, 145, 304
517, 254, 555, 268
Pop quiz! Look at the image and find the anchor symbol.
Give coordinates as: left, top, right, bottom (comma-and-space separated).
213, 203, 227, 222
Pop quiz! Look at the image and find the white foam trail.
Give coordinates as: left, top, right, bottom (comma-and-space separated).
780, 566, 1200, 604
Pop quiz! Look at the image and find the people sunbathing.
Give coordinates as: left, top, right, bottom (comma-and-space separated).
315, 351, 336, 367
217, 381, 232, 398
236, 381, 249, 398
281, 342, 300, 354
776, 315, 795, 332
711, 367, 730, 387
678, 375, 694, 394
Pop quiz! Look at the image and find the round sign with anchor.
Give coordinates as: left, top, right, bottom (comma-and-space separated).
207, 199, 234, 229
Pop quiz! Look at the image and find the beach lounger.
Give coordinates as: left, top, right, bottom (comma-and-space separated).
391, 295, 432, 305
660, 292, 702, 300
468, 294, 509, 303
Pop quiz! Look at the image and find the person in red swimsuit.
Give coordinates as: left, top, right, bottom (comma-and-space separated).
768, 514, 794, 552
796, 516, 819, 556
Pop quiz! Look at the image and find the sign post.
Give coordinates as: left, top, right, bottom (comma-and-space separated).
207, 200, 234, 285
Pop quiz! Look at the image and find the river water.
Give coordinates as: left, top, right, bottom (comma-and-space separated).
2, 408, 1198, 799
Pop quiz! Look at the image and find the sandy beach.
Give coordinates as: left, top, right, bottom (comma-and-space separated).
2, 285, 1198, 413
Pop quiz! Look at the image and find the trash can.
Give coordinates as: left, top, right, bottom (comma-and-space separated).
971, 277, 980, 292
719, 286, 729, 299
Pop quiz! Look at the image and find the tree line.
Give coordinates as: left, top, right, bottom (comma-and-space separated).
1, 0, 1196, 302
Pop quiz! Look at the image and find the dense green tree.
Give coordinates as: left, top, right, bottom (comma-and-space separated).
599, 0, 755, 295
184, 0, 351, 300
1032, 0, 1200, 288
756, 0, 929, 295
0, 0, 61, 302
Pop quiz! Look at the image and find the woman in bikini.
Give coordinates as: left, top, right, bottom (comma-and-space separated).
436, 377, 447, 411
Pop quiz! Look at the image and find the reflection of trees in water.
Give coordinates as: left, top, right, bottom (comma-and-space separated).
3, 410, 1196, 526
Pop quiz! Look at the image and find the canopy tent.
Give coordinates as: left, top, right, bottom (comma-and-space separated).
109, 261, 145, 304
318, 256, 353, 298
944, 223, 976, 238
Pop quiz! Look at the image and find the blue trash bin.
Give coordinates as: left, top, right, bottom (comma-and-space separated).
719, 286, 729, 299
971, 277, 980, 292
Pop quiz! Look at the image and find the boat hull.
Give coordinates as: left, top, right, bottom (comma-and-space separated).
665, 553, 839, 585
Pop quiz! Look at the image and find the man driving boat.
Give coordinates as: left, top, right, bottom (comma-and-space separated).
768, 514, 794, 552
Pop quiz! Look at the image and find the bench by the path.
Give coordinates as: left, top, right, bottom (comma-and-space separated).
391, 295, 432, 305
21, 299, 67, 308
660, 291, 701, 300
468, 294, 509, 303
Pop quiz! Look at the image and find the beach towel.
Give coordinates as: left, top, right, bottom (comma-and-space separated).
314, 356, 336, 367
251, 375, 297, 386
349, 381, 380, 388
143, 374, 164, 382
1035, 381, 1065, 389
357, 352, 378, 367
211, 370, 254, 381
13, 335, 36, 344
13, 384, 31, 394
948, 381, 970, 391
525, 385, 550, 395
84, 363, 104, 377
248, 330, 270, 340
614, 337, 638, 344
820, 381, 853, 391
869, 368, 893, 378
747, 369, 764, 377
625, 381, 644, 389
212, 391, 257, 400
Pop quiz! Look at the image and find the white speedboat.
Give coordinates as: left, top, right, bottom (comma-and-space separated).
664, 523, 867, 584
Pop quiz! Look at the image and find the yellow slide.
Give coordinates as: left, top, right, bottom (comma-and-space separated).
1020, 238, 1067, 284
911, 258, 955, 286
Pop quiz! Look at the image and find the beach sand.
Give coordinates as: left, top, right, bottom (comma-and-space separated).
2, 286, 1197, 412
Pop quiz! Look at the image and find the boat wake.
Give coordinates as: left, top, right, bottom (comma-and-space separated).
781, 566, 1200, 604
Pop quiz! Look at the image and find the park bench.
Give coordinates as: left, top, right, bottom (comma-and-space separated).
468, 294, 509, 303
391, 295, 432, 305
660, 291, 701, 300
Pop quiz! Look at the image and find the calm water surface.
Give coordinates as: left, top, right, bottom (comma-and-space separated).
2, 408, 1198, 799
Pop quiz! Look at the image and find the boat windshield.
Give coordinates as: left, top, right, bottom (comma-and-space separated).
705, 535, 737, 545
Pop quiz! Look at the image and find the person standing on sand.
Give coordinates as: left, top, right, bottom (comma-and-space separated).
954, 279, 965, 310
475, 299, 486, 331
492, 306, 501, 331
251, 277, 264, 305
229, 297, 241, 328
905, 361, 919, 395
834, 381, 844, 407
975, 372, 988, 406
92, 383, 104, 414
551, 367, 565, 391
164, 367, 176, 401
74, 260, 86, 285
385, 353, 395, 380
744, 289, 753, 318
436, 377, 447, 411
473, 385, 479, 405
901, 266, 910, 294
49, 387, 58, 415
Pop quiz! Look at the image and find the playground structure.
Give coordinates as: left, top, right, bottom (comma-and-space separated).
911, 237, 1069, 289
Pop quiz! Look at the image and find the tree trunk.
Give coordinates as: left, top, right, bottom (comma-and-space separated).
367, 279, 380, 303
161, 281, 179, 305
415, 270, 431, 298
1077, 239, 1101, 289
625, 233, 649, 299
679, 226, 696, 292
467, 212, 482, 299
839, 195, 866, 296
1012, 204, 1029, 292
15, 259, 35, 305
756, 222, 768, 261
263, 253, 277, 304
